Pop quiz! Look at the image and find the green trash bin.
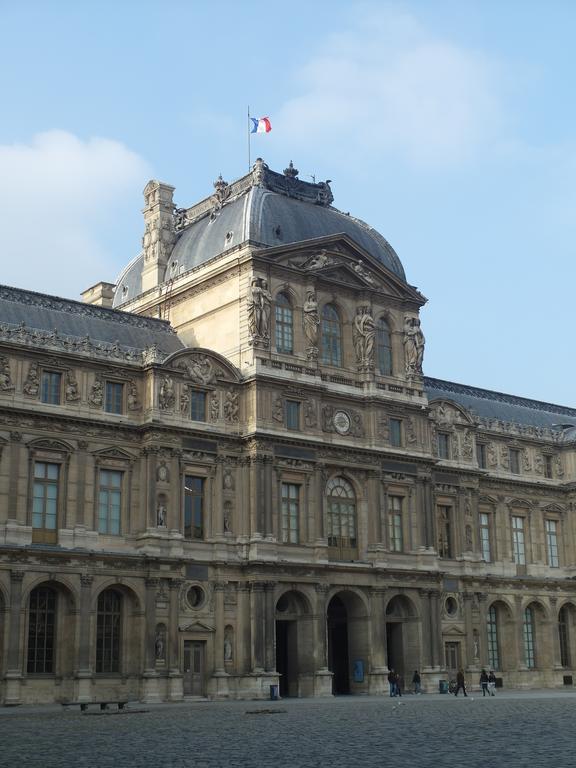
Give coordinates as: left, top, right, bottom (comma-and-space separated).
439, 680, 449, 694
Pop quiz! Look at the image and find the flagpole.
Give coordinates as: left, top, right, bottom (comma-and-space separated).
247, 105, 251, 171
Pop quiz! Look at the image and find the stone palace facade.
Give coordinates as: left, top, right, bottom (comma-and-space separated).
0, 159, 575, 704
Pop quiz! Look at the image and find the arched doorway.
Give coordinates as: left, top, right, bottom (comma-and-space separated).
327, 590, 369, 695
275, 590, 312, 697
385, 595, 419, 690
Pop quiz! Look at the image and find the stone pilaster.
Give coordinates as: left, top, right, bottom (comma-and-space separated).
5, 570, 24, 705
168, 579, 183, 701
142, 577, 160, 702
75, 574, 94, 702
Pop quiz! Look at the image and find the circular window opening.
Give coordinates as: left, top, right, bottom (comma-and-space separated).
187, 586, 205, 608
445, 597, 458, 616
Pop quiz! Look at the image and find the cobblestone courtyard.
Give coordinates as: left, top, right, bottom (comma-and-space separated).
2, 691, 576, 768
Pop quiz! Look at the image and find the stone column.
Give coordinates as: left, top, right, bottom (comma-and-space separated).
428, 589, 442, 670
213, 582, 226, 674
75, 442, 88, 526
304, 474, 312, 544
75, 574, 94, 702
369, 588, 387, 694
264, 458, 273, 538
514, 596, 526, 671
476, 593, 489, 669
236, 583, 251, 675
251, 582, 265, 672
419, 589, 433, 670
168, 579, 183, 700
264, 582, 276, 672
316, 467, 326, 541
8, 432, 22, 523
213, 459, 224, 537
313, 584, 333, 695
417, 475, 434, 548
5, 570, 24, 705
142, 577, 160, 702
462, 592, 476, 670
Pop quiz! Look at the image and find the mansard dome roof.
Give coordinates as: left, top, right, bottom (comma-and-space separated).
113, 160, 405, 308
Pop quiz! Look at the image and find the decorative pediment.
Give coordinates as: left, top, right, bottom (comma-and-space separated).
164, 348, 241, 383
543, 503, 565, 515
443, 626, 466, 637
255, 234, 426, 304
27, 438, 73, 453
180, 621, 215, 633
92, 447, 136, 463
429, 400, 475, 427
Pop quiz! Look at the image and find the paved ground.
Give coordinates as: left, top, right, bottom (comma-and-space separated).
2, 690, 576, 768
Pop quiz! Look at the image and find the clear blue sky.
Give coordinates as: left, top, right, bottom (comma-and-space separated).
1, 0, 574, 405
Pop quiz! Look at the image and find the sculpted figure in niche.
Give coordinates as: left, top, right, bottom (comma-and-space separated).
462, 430, 473, 460
487, 443, 498, 468
223, 501, 232, 533
157, 462, 170, 483
156, 499, 167, 527
534, 454, 544, 475
0, 356, 14, 391
224, 391, 239, 423
127, 381, 140, 411
65, 371, 80, 402
23, 362, 40, 396
272, 396, 284, 423
210, 392, 220, 421
247, 277, 271, 339
465, 525, 473, 551
302, 249, 332, 270
89, 375, 103, 407
353, 260, 377, 285
223, 468, 234, 491
180, 386, 190, 414
303, 290, 320, 357
155, 626, 166, 661
159, 376, 175, 410
224, 626, 233, 661
403, 317, 425, 377
353, 306, 375, 369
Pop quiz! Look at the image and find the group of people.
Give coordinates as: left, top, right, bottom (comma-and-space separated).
453, 668, 497, 697
387, 669, 403, 697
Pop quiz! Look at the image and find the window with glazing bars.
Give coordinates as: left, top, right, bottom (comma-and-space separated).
96, 589, 121, 673
376, 318, 392, 375
388, 496, 403, 552
40, 370, 62, 405
105, 381, 124, 414
281, 483, 300, 543
487, 605, 500, 670
523, 606, 536, 668
184, 475, 204, 539
98, 469, 122, 535
275, 293, 293, 353
320, 305, 342, 366
512, 516, 525, 564
479, 512, 491, 562
545, 519, 559, 567
27, 586, 56, 673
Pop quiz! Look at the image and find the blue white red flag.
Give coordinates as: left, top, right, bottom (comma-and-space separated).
250, 116, 272, 134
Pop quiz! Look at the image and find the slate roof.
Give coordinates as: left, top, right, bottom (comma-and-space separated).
424, 376, 576, 432
0, 285, 184, 358
114, 162, 405, 308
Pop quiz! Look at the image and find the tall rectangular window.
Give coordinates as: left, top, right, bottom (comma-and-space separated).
437, 433, 450, 459
523, 608, 536, 668
281, 483, 300, 544
512, 516, 526, 565
105, 381, 124, 414
487, 605, 500, 670
389, 418, 403, 447
41, 371, 62, 405
479, 512, 491, 562
509, 449, 520, 474
33, 462, 59, 534
544, 455, 553, 479
388, 495, 403, 552
559, 607, 570, 668
184, 476, 204, 540
545, 519, 559, 567
98, 469, 122, 535
190, 390, 206, 421
477, 443, 487, 469
437, 505, 452, 558
275, 295, 293, 354
285, 400, 300, 431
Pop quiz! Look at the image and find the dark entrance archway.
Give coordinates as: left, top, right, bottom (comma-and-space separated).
275, 590, 312, 697
385, 594, 420, 691
327, 595, 349, 694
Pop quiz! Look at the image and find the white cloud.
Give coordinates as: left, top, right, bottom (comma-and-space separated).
276, 7, 503, 166
0, 131, 150, 298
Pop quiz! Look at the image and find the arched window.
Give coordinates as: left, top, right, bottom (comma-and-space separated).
321, 304, 342, 366
96, 589, 122, 673
487, 605, 500, 670
275, 293, 293, 354
559, 606, 570, 668
523, 606, 536, 668
376, 317, 392, 375
27, 586, 56, 673
326, 476, 357, 559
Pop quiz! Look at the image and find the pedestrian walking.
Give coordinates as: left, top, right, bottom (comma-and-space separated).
394, 671, 402, 697
488, 670, 497, 696
454, 668, 467, 697
388, 669, 396, 697
412, 669, 421, 695
479, 669, 489, 697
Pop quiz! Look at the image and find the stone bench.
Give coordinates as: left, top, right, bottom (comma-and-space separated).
62, 700, 129, 713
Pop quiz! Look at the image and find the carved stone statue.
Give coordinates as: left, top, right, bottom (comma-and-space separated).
272, 396, 284, 422
403, 317, 425, 377
155, 627, 166, 661
127, 381, 140, 411
353, 260, 376, 285
158, 376, 175, 410
353, 306, 375, 370
156, 503, 167, 527
89, 375, 103, 407
210, 392, 220, 421
462, 430, 473, 460
247, 278, 271, 342
157, 462, 170, 483
223, 391, 239, 423
302, 249, 332, 270
180, 386, 190, 414
303, 291, 320, 359
23, 362, 40, 396
0, 356, 14, 391
65, 371, 80, 402
487, 443, 498, 468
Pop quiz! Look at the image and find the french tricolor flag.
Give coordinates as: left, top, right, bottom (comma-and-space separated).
250, 116, 272, 134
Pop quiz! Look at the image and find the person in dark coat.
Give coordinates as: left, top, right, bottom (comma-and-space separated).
388, 669, 396, 697
412, 670, 421, 694
394, 671, 402, 697
479, 669, 489, 696
454, 668, 467, 697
